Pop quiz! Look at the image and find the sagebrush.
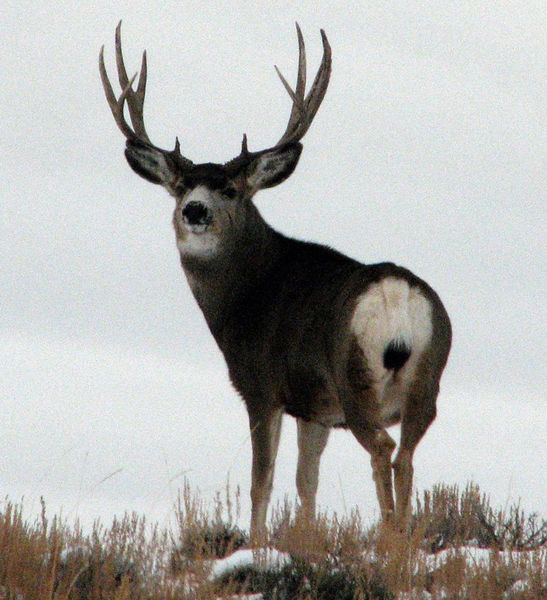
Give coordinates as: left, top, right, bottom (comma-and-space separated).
0, 482, 545, 599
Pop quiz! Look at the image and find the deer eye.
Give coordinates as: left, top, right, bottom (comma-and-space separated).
223, 186, 237, 199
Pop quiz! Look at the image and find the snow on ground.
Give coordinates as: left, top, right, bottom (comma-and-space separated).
421, 544, 529, 570
209, 547, 291, 580
206, 544, 544, 600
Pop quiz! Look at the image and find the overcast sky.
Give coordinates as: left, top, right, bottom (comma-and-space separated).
2, 1, 545, 530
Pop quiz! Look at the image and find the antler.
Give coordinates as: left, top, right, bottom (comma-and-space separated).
100, 22, 331, 172
99, 21, 151, 143
274, 23, 331, 147
100, 22, 193, 169
227, 23, 331, 169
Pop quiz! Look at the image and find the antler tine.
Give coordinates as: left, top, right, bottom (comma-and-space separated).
303, 30, 331, 124
275, 24, 331, 147
114, 21, 151, 143
99, 45, 137, 140
275, 23, 307, 144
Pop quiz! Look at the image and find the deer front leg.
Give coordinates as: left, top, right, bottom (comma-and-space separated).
248, 408, 283, 544
296, 419, 329, 520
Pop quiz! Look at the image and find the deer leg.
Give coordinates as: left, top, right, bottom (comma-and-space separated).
296, 419, 329, 520
393, 384, 438, 531
368, 429, 397, 523
344, 392, 397, 523
248, 408, 283, 543
391, 446, 413, 532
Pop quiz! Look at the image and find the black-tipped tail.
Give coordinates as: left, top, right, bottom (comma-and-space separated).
383, 339, 411, 372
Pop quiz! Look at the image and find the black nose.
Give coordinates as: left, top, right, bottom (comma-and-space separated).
182, 201, 211, 225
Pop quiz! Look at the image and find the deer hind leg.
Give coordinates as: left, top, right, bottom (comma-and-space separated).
248, 408, 283, 543
370, 428, 397, 523
343, 389, 397, 523
393, 382, 438, 531
296, 419, 330, 520
354, 427, 396, 523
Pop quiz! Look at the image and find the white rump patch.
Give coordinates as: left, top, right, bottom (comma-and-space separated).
350, 277, 433, 421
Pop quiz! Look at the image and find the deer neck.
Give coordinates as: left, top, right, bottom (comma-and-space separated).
177, 204, 284, 339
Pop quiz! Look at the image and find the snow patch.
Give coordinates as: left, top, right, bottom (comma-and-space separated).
209, 547, 291, 580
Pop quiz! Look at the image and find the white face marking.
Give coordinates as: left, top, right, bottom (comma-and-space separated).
184, 185, 210, 202
176, 233, 219, 256
186, 222, 209, 234
175, 186, 221, 257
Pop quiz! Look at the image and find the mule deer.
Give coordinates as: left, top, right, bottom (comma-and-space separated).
100, 22, 451, 539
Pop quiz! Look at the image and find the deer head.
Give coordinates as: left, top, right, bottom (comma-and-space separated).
100, 22, 331, 259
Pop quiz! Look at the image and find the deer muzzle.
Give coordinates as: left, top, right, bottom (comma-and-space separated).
182, 201, 212, 232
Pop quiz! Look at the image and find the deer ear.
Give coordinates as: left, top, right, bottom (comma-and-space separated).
246, 142, 302, 191
124, 140, 176, 185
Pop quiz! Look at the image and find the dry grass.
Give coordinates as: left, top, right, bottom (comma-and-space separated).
1, 483, 545, 599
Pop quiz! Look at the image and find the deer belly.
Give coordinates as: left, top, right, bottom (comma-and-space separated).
284, 397, 346, 427
282, 370, 346, 427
